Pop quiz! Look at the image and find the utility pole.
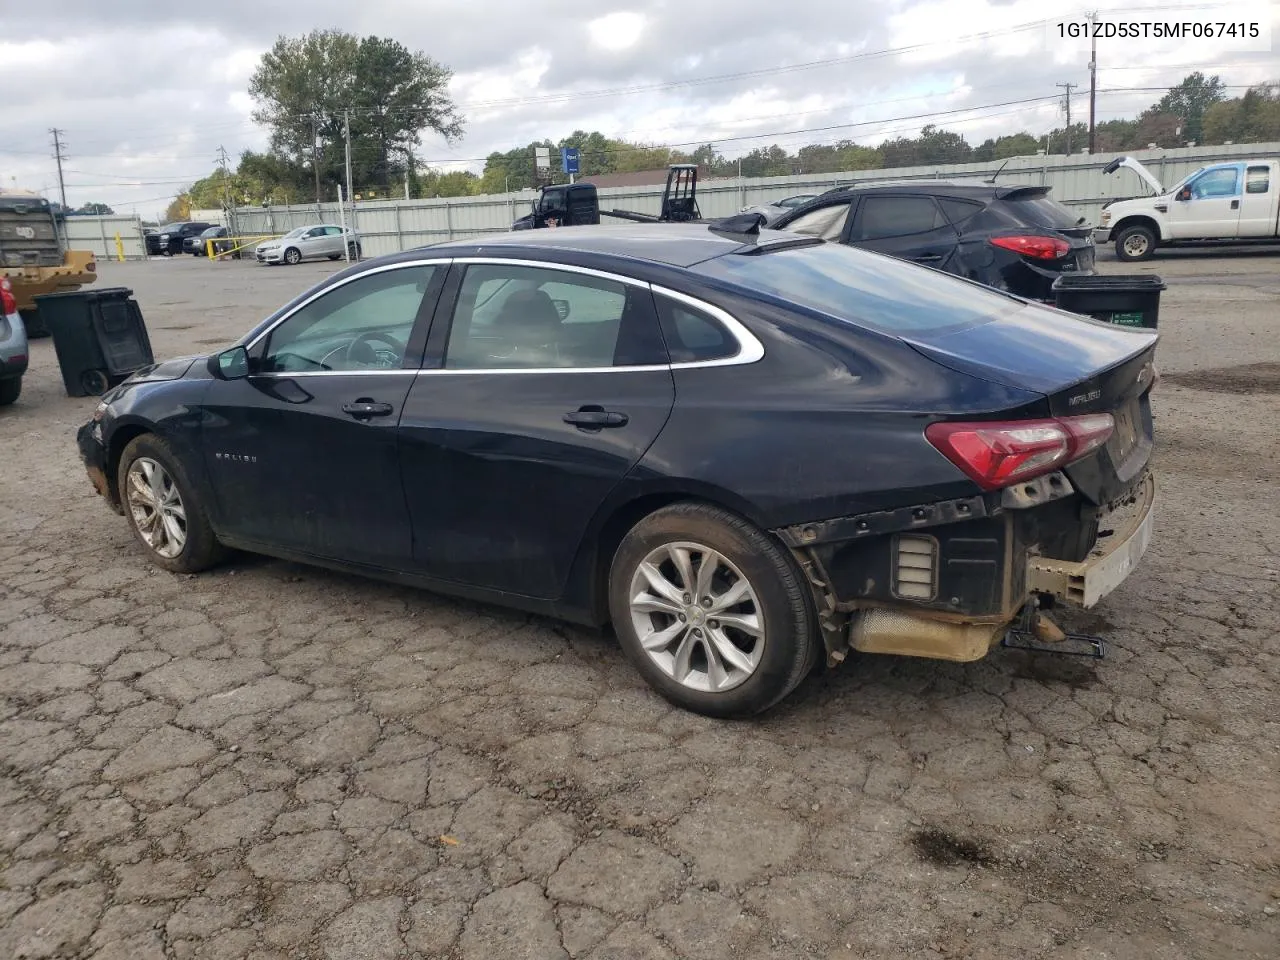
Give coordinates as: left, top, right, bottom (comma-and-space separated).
49, 128, 68, 210
343, 110, 354, 220
216, 145, 232, 237
312, 116, 322, 204
1057, 82, 1078, 154
1088, 11, 1098, 154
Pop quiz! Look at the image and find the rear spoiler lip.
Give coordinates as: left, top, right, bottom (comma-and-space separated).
994, 184, 1053, 200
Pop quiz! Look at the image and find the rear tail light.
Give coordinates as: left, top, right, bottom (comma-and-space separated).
0, 278, 15, 315
989, 235, 1071, 260
925, 413, 1114, 491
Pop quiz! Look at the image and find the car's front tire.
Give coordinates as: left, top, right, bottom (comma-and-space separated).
1115, 224, 1156, 262
284, 247, 302, 265
0, 377, 21, 406
608, 502, 818, 718
118, 434, 225, 574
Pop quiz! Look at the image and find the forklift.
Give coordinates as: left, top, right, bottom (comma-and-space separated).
510, 164, 702, 230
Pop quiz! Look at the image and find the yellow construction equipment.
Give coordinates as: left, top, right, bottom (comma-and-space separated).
0, 190, 97, 336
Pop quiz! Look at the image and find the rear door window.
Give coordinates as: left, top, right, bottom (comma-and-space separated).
1245, 166, 1270, 194
853, 196, 947, 240
938, 197, 985, 225
655, 296, 737, 363
994, 193, 1080, 230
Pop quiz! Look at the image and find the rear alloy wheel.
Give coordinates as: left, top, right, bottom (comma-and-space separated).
118, 434, 225, 574
1115, 224, 1156, 262
284, 247, 302, 265
609, 502, 818, 717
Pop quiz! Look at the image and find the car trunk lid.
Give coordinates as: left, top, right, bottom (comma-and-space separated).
904, 301, 1157, 504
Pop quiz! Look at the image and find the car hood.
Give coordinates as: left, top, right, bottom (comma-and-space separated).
125, 355, 198, 383
1102, 156, 1164, 196
901, 301, 1157, 398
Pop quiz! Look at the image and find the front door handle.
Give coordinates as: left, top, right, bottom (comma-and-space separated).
1230, 199, 1240, 209
914, 253, 943, 263
342, 399, 394, 420
563, 405, 629, 430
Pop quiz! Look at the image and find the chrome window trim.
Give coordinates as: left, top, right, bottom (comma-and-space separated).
238, 256, 766, 379
417, 259, 765, 376
243, 258, 453, 352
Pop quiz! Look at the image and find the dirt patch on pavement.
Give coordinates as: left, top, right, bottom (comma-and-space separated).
1162, 362, 1280, 395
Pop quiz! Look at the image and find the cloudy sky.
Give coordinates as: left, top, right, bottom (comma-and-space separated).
2, 0, 1275, 218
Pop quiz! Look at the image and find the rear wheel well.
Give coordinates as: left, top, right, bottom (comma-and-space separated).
588, 492, 773, 625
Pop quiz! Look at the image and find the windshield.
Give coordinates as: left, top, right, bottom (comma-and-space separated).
200, 227, 221, 237
158, 223, 182, 233
283, 227, 308, 238
695, 241, 1022, 334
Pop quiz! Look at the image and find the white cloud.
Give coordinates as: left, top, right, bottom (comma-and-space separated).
588, 11, 647, 52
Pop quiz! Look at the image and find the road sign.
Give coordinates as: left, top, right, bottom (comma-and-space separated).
534, 147, 551, 172
561, 147, 580, 174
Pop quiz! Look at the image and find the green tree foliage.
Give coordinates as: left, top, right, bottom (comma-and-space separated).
1150, 72, 1226, 144
247, 30, 462, 197
75, 202, 114, 215
879, 125, 973, 167
1202, 83, 1280, 144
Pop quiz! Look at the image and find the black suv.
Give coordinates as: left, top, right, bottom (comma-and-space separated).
150, 221, 212, 256
771, 182, 1095, 301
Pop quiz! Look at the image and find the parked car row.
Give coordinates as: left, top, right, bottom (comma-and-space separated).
78, 222, 1157, 717
146, 222, 360, 265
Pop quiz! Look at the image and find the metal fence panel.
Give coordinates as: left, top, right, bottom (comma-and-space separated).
60, 216, 146, 259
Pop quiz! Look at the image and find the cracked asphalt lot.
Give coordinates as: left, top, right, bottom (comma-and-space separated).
2, 251, 1278, 959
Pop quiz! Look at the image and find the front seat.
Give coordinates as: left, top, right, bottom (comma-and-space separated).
492, 288, 563, 363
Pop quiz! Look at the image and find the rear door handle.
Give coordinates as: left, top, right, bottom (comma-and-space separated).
914, 254, 943, 263
563, 406, 629, 429
342, 399, 394, 420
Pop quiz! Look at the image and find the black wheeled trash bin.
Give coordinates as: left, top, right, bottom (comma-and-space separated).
33, 287, 154, 397
1051, 274, 1166, 329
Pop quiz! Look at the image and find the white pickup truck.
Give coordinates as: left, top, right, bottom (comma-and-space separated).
1094, 157, 1279, 261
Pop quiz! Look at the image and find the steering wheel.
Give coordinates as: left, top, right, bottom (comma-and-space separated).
342, 331, 406, 368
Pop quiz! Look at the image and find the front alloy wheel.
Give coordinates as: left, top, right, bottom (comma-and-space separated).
629, 541, 764, 693
125, 457, 187, 559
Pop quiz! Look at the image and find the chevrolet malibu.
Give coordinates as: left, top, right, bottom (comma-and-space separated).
77, 224, 1157, 717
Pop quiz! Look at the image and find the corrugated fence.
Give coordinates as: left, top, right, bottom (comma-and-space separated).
66, 141, 1280, 260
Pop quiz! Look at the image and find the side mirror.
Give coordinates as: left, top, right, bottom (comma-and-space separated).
208, 346, 250, 380
1176, 187, 1192, 201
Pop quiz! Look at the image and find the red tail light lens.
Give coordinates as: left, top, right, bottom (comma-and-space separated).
925, 414, 1114, 491
0, 278, 16, 316
989, 235, 1071, 260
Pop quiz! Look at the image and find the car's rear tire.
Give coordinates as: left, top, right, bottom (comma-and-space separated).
117, 434, 225, 574
0, 377, 21, 406
608, 501, 818, 718
327, 253, 341, 260
284, 247, 302, 265
1115, 224, 1156, 262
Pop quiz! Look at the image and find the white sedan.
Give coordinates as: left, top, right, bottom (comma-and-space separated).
256, 225, 362, 265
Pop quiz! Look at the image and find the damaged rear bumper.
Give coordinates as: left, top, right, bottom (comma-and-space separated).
779, 470, 1155, 664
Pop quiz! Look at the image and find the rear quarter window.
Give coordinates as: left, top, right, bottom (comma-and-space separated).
998, 193, 1081, 230
695, 242, 1022, 334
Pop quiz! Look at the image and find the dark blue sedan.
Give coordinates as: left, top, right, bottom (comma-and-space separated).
77, 223, 1157, 717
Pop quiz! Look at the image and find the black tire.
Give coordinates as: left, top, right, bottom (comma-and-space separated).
328, 253, 341, 261
0, 377, 20, 406
1115, 224, 1156, 262
608, 501, 818, 718
162, 248, 173, 257
284, 247, 302, 265
19, 308, 48, 339
117, 433, 226, 574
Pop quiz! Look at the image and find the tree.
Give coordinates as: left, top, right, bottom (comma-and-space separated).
248, 30, 462, 198
1131, 111, 1182, 149
879, 125, 972, 167
1202, 83, 1280, 143
1151, 72, 1226, 144
164, 195, 191, 222
75, 202, 114, 215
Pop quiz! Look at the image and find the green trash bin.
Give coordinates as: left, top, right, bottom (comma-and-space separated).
1051, 274, 1166, 329
33, 287, 154, 397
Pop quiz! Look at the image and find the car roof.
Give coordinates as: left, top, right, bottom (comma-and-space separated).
822, 179, 1001, 198
416, 223, 809, 268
